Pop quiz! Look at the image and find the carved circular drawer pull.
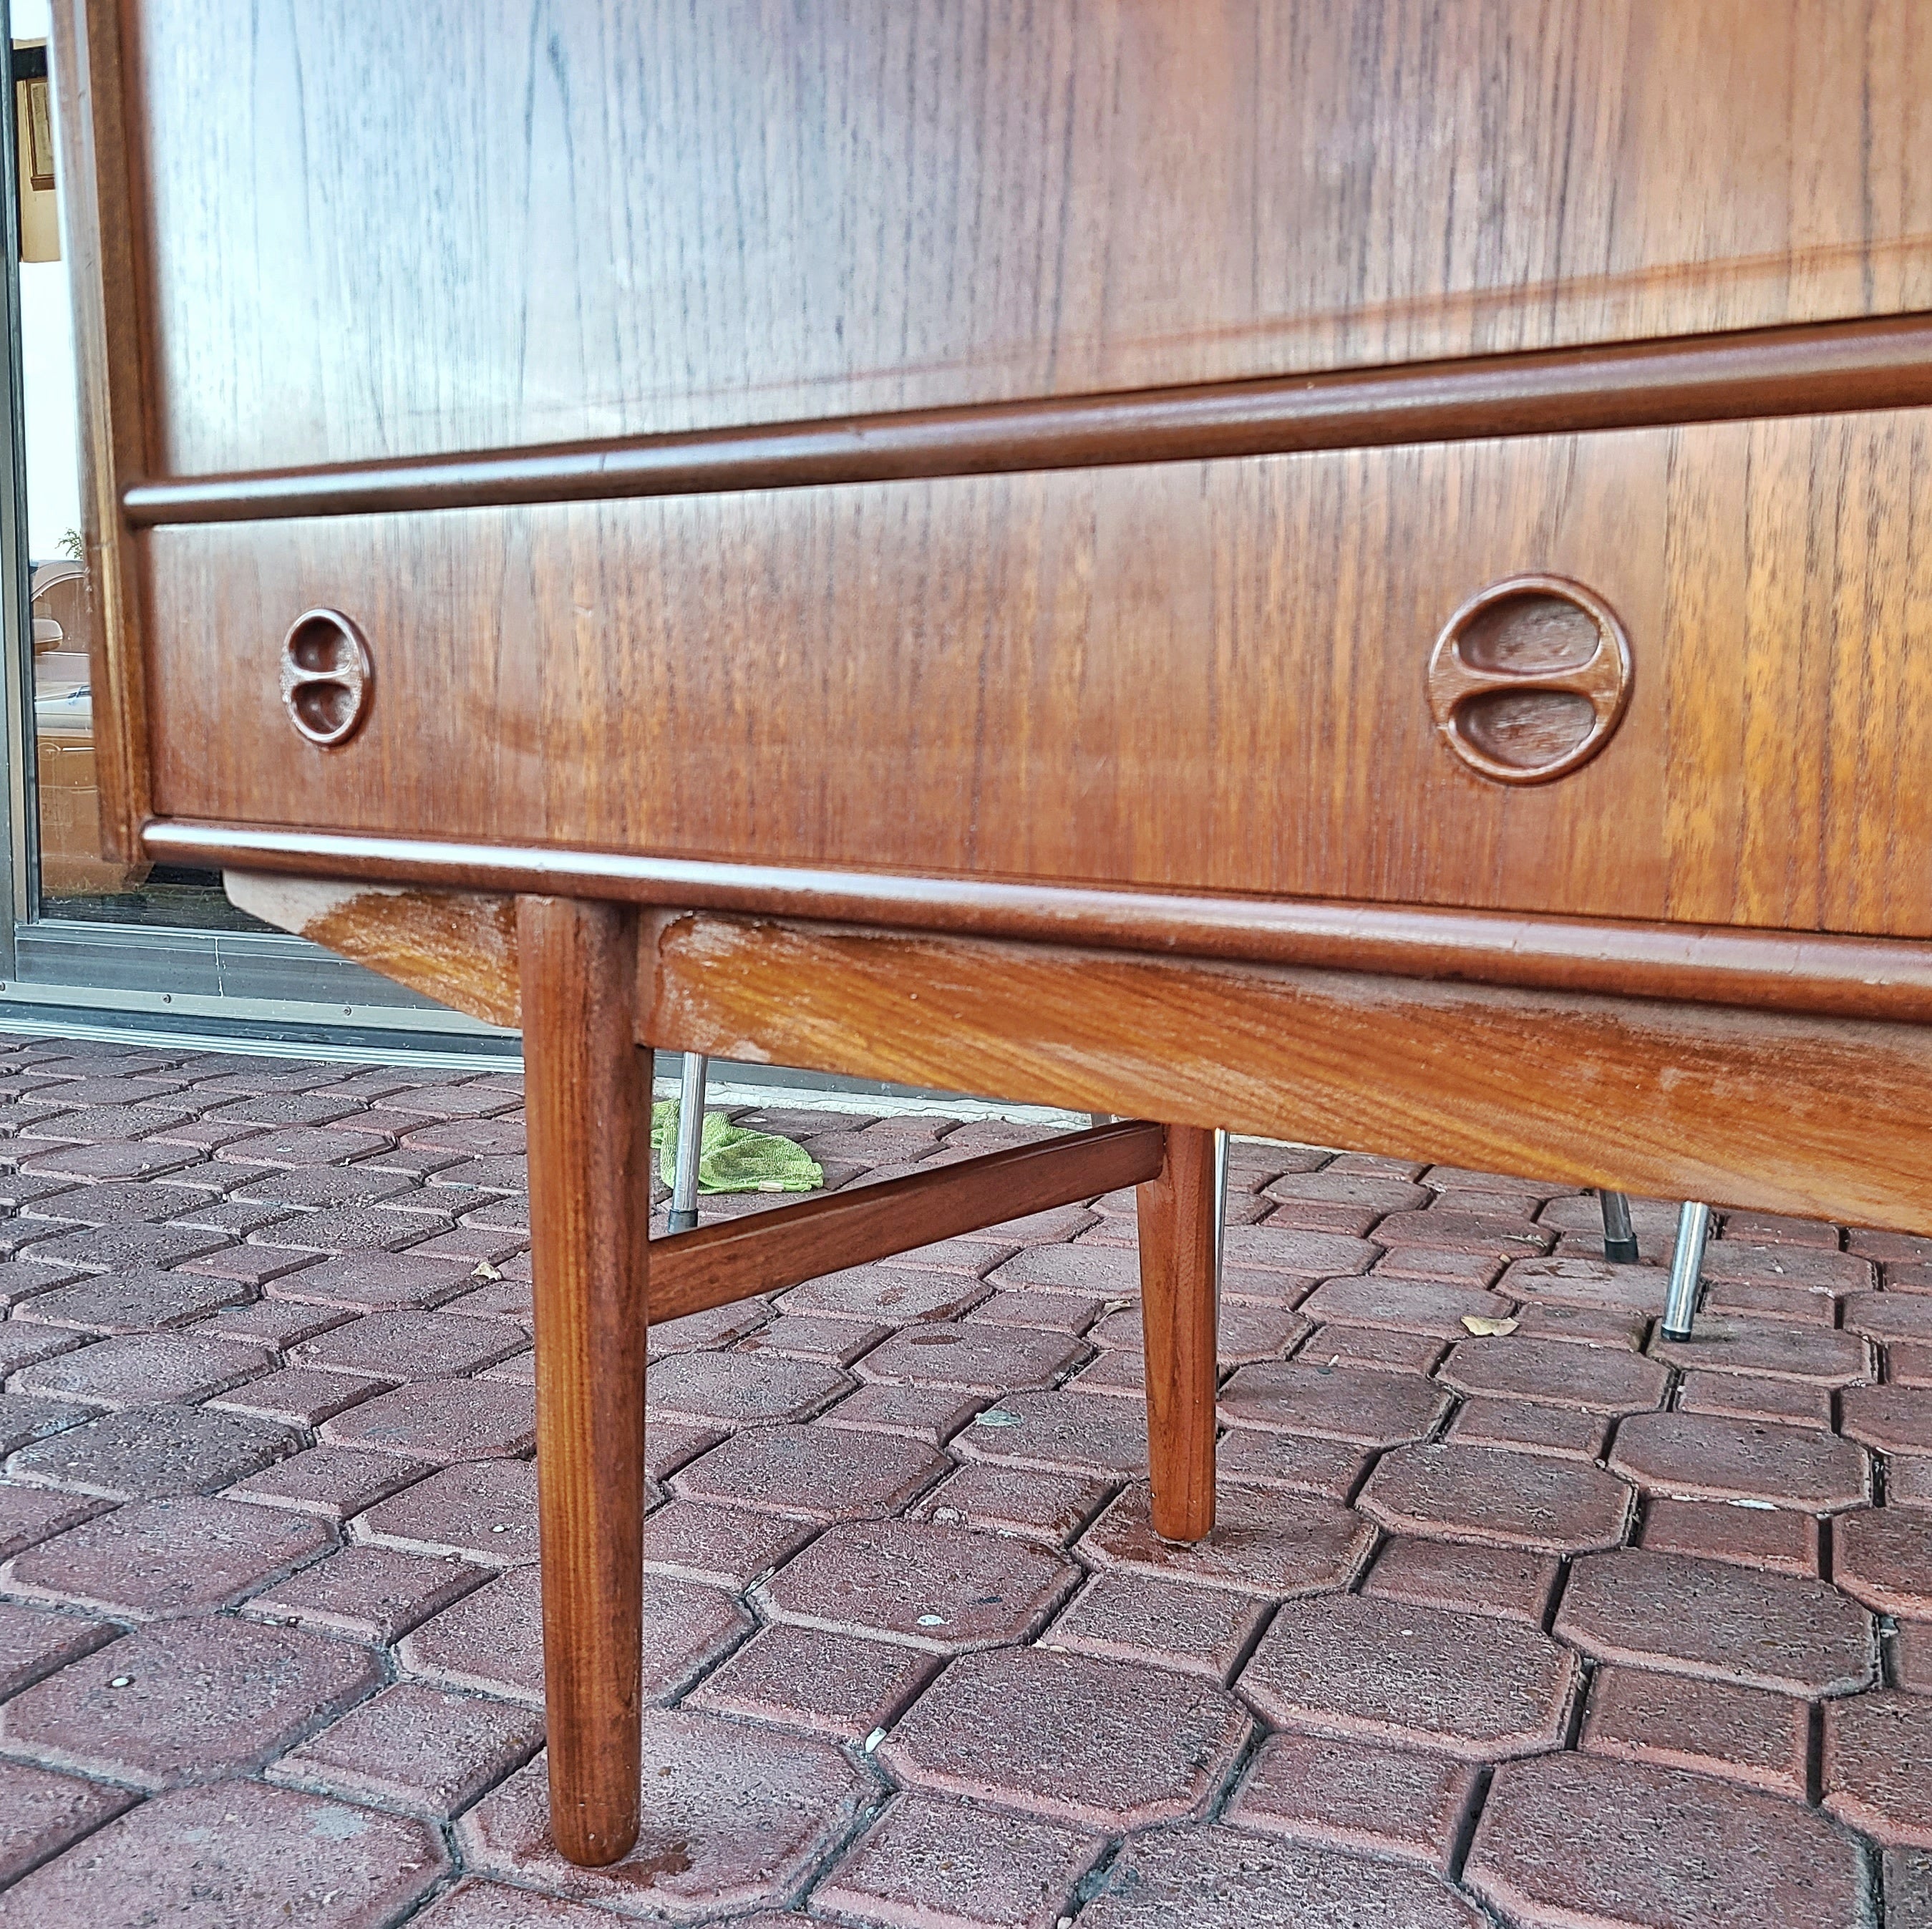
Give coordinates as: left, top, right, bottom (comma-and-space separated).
1427, 575, 1631, 784
279, 608, 374, 747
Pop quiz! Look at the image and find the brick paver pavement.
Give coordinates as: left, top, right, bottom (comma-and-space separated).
0, 1032, 1922, 1923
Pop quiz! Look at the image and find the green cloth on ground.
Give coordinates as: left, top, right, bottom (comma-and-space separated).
650, 1101, 823, 1194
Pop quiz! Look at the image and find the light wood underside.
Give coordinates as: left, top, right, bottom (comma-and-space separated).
228, 872, 1932, 1235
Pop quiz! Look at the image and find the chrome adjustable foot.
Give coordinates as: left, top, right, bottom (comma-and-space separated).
1599, 1189, 1640, 1265
666, 1053, 708, 1234
1660, 1200, 1711, 1341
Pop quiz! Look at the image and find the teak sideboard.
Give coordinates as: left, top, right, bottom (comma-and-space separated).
52, 0, 1932, 1867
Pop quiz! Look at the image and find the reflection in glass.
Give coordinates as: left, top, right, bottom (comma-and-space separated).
14, 3, 261, 930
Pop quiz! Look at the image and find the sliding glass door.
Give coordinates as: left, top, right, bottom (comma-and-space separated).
3, 1, 495, 1043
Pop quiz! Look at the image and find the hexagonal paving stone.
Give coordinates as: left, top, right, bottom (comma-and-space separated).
950, 1389, 1149, 1479
1076, 1481, 1373, 1596
1301, 1323, 1448, 1374
268, 1251, 482, 1313
668, 1423, 948, 1522
1650, 1317, 1873, 1386
1361, 1535, 1562, 1625
1239, 1594, 1578, 1759
1580, 1665, 1810, 1798
1676, 1369, 1836, 1431
1044, 1570, 1271, 1683
208, 1366, 387, 1428
19, 1141, 199, 1183
1637, 1496, 1820, 1578
0, 1482, 102, 1562
1, 1493, 332, 1619
1842, 1384, 1932, 1457
1700, 1242, 1873, 1296
1898, 1458, 1932, 1510
1500, 1257, 1673, 1316
1437, 1335, 1669, 1412
248, 1202, 452, 1257
12, 1331, 272, 1409
0, 1759, 136, 1890
0, 1599, 115, 1701
6, 1403, 300, 1500
1218, 1225, 1381, 1279
1097, 1301, 1304, 1365
1465, 1751, 1870, 1929
290, 1310, 525, 1380
1834, 1507, 1932, 1618
1215, 1429, 1372, 1500
1845, 1293, 1932, 1343
853, 1321, 1086, 1394
908, 1462, 1115, 1544
16, 1220, 230, 1274
459, 1713, 873, 1920
1216, 1362, 1450, 1444
319, 1379, 537, 1462
642, 1422, 726, 1482
754, 1519, 1077, 1652
0, 1779, 445, 1927
1295, 1276, 1518, 1338
10, 1265, 251, 1335
228, 1443, 434, 1522
1555, 1547, 1874, 1696
1359, 1442, 1634, 1554
737, 1312, 889, 1366
989, 1245, 1140, 1298
351, 1457, 540, 1563
242, 1542, 490, 1642
0, 1393, 87, 1457
781, 1264, 994, 1325
1078, 1824, 1487, 1928
879, 1646, 1252, 1830
684, 1623, 939, 1742
398, 1565, 750, 1706
815, 1794, 1105, 1929
1823, 1689, 1932, 1847
1446, 1396, 1608, 1460
814, 1381, 986, 1444
220, 1125, 394, 1166
0, 1615, 379, 1786
268, 1680, 547, 1821
646, 1351, 853, 1427
1223, 1731, 1482, 1873
641, 1497, 818, 1591
1609, 1411, 1870, 1512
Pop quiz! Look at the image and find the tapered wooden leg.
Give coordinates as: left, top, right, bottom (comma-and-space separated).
519, 896, 649, 1867
1137, 1123, 1219, 1541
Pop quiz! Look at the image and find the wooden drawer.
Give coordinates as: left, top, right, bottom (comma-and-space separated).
121, 0, 1932, 476
140, 405, 1932, 938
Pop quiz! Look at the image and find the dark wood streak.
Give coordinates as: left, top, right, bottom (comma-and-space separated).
120, 315, 1932, 526
158, 822, 1932, 1023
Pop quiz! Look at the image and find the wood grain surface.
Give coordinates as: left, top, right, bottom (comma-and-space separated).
645, 913, 1932, 1235
163, 830, 1932, 1024
649, 1120, 1165, 1322
518, 897, 649, 1867
111, 0, 1932, 475
221, 873, 519, 1026
147, 410, 1932, 938
50, 0, 152, 857
1137, 1126, 1220, 1542
118, 316, 1932, 527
